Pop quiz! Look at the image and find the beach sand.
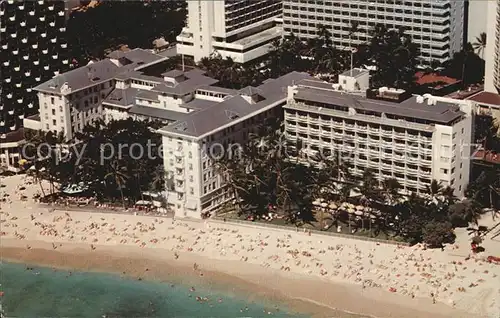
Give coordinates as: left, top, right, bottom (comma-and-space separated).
1, 174, 499, 318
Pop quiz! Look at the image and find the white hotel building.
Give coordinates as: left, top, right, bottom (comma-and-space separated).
282, 0, 465, 64
485, 0, 500, 93
176, 0, 283, 63
158, 72, 312, 218
284, 80, 474, 198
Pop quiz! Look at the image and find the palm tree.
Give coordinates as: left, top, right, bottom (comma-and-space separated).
381, 178, 402, 206
472, 32, 487, 59
105, 160, 129, 208
426, 179, 443, 200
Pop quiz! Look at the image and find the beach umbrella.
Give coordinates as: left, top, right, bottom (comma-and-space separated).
347, 207, 355, 214
329, 203, 337, 210
364, 206, 371, 212
354, 210, 363, 216
356, 205, 364, 210
312, 199, 320, 206
320, 202, 328, 208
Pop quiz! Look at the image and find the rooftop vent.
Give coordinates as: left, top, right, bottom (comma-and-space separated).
225, 110, 239, 120
174, 121, 188, 131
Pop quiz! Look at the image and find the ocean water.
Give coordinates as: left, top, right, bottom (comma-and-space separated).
0, 262, 306, 318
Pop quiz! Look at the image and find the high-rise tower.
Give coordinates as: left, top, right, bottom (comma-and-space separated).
282, 0, 465, 65
484, 0, 500, 93
176, 0, 283, 64
0, 0, 71, 136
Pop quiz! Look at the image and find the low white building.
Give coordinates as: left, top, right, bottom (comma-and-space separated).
333, 68, 370, 92
157, 72, 313, 218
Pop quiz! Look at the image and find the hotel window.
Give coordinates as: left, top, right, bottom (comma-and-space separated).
52, 119, 56, 125
52, 109, 55, 115
190, 187, 194, 195
189, 164, 193, 170
51, 97, 54, 104
439, 168, 449, 174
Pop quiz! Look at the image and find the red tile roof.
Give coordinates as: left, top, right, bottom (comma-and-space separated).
415, 72, 461, 88
466, 91, 500, 106
474, 150, 500, 165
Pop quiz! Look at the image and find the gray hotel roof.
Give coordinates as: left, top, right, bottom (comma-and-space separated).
35, 49, 166, 95
159, 72, 313, 138
292, 84, 464, 124
129, 105, 188, 122
35, 59, 119, 94
102, 87, 138, 107
340, 68, 370, 78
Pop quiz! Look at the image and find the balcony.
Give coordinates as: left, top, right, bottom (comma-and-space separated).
0, 27, 5, 32
394, 143, 406, 151
29, 10, 35, 16
381, 130, 392, 137
49, 22, 55, 27
4, 77, 11, 83
30, 27, 36, 32
394, 165, 405, 173
21, 38, 27, 44
41, 33, 47, 38
39, 16, 45, 22
51, 38, 57, 43
368, 161, 379, 169
58, 11, 65, 16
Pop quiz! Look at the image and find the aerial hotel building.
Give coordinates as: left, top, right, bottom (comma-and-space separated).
0, 0, 73, 170
176, 0, 283, 63
484, 0, 500, 93
158, 72, 312, 218
284, 80, 474, 198
282, 0, 465, 64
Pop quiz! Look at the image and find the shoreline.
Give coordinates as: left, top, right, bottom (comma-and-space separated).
0, 239, 470, 318
1, 175, 498, 318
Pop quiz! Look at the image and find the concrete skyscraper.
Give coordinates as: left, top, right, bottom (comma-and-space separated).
176, 0, 283, 64
282, 0, 465, 65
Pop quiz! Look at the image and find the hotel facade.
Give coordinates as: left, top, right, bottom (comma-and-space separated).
485, 0, 500, 93
282, 0, 465, 64
176, 0, 283, 63
284, 80, 474, 198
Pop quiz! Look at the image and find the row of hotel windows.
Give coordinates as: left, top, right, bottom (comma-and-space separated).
284, 5, 450, 18
286, 1, 450, 10
290, 103, 452, 126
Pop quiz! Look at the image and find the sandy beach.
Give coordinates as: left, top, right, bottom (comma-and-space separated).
1, 174, 499, 318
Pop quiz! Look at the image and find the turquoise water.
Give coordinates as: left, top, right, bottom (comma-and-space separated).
0, 262, 306, 318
